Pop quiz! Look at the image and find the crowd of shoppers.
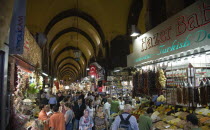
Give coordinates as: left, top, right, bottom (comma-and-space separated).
37, 91, 200, 130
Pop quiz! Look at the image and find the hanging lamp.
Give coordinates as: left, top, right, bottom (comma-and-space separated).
73, 0, 81, 60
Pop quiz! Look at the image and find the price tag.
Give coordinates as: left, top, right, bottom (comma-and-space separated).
172, 107, 175, 110
183, 108, 187, 111
169, 106, 172, 108
190, 110, 193, 113
178, 108, 180, 111
206, 106, 209, 109
207, 113, 210, 116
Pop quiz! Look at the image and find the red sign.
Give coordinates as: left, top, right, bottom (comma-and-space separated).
88, 65, 97, 76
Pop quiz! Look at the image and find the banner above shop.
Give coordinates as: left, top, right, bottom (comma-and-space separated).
127, 0, 210, 67
9, 0, 26, 54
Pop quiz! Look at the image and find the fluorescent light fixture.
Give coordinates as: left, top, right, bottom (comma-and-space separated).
130, 25, 140, 37
114, 67, 122, 72
130, 32, 140, 37
54, 78, 57, 81
42, 72, 48, 76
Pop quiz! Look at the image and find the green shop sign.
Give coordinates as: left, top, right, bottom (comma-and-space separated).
128, 0, 210, 67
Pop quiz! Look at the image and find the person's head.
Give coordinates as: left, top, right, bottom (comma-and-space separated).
83, 109, 89, 118
78, 98, 83, 105
60, 101, 65, 106
64, 102, 72, 110
146, 107, 154, 114
123, 104, 132, 113
88, 99, 94, 107
112, 96, 117, 100
39, 104, 50, 112
119, 97, 123, 101
58, 92, 62, 97
107, 98, 112, 104
52, 105, 59, 112
186, 114, 199, 126
63, 97, 70, 102
76, 92, 80, 96
97, 105, 103, 112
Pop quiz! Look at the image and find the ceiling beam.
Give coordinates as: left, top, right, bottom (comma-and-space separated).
56, 56, 82, 71
58, 63, 79, 74
59, 67, 78, 76
60, 71, 75, 79
53, 46, 87, 66
49, 27, 96, 56
44, 9, 105, 47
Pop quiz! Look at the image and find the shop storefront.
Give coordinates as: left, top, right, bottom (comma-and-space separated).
125, 0, 210, 129
106, 69, 133, 97
8, 27, 43, 129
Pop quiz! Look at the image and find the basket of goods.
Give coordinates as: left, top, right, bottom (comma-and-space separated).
199, 117, 210, 124
153, 121, 169, 129
176, 120, 187, 128
195, 108, 210, 116
177, 112, 189, 119
162, 115, 175, 122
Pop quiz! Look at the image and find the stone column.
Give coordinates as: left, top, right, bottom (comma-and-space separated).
0, 0, 14, 129
0, 0, 14, 47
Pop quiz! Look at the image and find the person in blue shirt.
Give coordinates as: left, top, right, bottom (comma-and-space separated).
111, 104, 139, 130
48, 94, 57, 109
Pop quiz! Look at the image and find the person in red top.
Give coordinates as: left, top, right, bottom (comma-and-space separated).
38, 104, 50, 130
49, 105, 65, 130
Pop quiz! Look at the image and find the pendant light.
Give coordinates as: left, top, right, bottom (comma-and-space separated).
73, 0, 81, 60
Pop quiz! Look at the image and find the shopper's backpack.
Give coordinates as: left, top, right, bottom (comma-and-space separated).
118, 114, 132, 130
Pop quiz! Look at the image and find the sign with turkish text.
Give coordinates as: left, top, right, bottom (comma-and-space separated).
9, 0, 26, 54
127, 0, 210, 66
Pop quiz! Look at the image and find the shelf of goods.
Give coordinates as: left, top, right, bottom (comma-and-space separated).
132, 69, 165, 97
165, 63, 210, 108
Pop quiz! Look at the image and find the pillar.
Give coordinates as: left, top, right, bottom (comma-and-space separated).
0, 0, 14, 130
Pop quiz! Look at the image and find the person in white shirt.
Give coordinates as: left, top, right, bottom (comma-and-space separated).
103, 98, 111, 119
118, 97, 125, 111
86, 99, 95, 118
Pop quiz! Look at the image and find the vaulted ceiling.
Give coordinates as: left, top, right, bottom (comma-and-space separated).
26, 0, 138, 81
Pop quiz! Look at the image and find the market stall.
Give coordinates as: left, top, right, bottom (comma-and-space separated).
8, 27, 43, 129
125, 0, 210, 129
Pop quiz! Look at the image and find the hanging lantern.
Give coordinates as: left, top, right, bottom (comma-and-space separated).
73, 49, 81, 58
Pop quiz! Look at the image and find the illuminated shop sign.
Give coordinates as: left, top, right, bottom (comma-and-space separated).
127, 0, 210, 66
